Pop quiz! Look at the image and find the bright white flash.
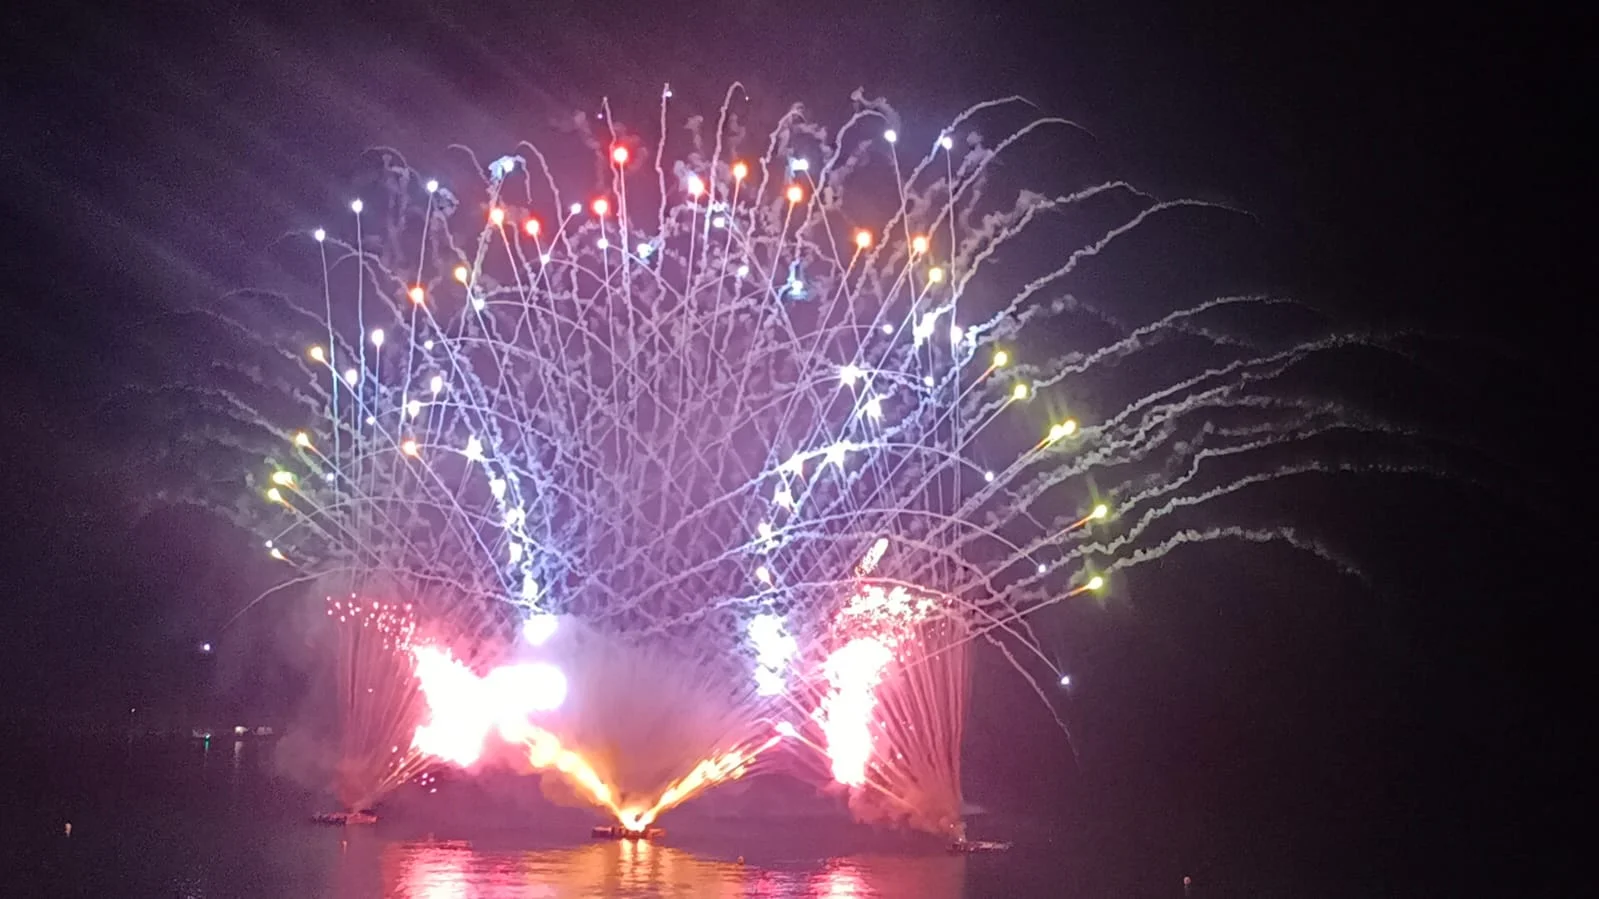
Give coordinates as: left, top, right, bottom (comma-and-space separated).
522, 613, 559, 647
484, 661, 566, 740
755, 668, 785, 697
749, 613, 797, 669
749, 613, 797, 696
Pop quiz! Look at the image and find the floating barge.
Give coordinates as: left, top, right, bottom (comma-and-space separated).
312, 811, 378, 826
949, 839, 1012, 853
591, 824, 665, 841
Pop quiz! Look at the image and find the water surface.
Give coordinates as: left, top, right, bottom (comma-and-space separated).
15, 738, 1079, 898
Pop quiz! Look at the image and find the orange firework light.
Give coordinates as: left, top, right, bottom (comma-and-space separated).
409, 635, 783, 831
513, 723, 781, 831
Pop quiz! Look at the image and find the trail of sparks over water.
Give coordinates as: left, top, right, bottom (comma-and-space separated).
153, 86, 1433, 834
325, 596, 430, 810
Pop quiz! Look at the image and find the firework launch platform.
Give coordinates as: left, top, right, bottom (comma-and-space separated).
949, 839, 1012, 853
312, 811, 378, 826
591, 824, 665, 841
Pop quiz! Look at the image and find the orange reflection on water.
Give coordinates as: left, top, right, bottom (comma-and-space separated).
380, 838, 965, 899
802, 856, 967, 899
385, 840, 474, 899
385, 839, 746, 898
815, 865, 869, 897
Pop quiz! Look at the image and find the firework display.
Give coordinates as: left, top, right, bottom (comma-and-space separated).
801, 581, 972, 840
174, 86, 1408, 837
325, 595, 427, 812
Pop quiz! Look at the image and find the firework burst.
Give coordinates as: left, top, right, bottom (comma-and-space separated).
154, 86, 1429, 834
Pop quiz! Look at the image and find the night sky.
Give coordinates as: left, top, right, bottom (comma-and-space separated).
0, 0, 1581, 888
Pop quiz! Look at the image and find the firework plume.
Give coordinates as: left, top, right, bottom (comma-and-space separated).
149, 86, 1429, 833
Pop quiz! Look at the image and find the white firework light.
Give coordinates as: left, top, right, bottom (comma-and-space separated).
196, 86, 1404, 835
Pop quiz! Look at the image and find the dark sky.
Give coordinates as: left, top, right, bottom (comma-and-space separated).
0, 0, 1582, 888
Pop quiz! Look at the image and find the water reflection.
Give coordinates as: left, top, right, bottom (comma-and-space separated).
814, 866, 867, 897
382, 840, 964, 899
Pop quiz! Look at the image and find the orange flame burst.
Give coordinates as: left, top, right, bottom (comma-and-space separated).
511, 721, 781, 830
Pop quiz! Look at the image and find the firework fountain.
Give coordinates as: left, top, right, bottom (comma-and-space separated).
800, 579, 974, 840
164, 85, 1421, 838
325, 596, 428, 813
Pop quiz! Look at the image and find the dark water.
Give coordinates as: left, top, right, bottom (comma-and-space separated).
8, 738, 1107, 898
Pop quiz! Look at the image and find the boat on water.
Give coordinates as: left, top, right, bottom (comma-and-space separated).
312, 810, 378, 826
949, 839, 1012, 853
590, 824, 665, 840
